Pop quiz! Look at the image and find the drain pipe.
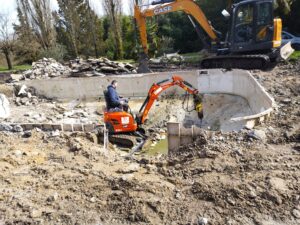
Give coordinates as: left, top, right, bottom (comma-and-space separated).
167, 122, 204, 154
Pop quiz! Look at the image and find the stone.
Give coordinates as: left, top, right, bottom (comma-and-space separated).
249, 190, 257, 198
22, 130, 32, 138
0, 94, 10, 118
13, 125, 23, 132
63, 111, 74, 117
281, 98, 291, 104
121, 174, 134, 181
14, 150, 23, 158
90, 197, 96, 203
247, 129, 266, 141
69, 139, 83, 152
100, 66, 117, 72
10, 74, 22, 82
47, 192, 59, 202
17, 85, 28, 96
50, 129, 60, 137
292, 209, 300, 219
198, 217, 208, 225
0, 124, 13, 132
31, 209, 42, 218
117, 163, 140, 174
20, 97, 29, 105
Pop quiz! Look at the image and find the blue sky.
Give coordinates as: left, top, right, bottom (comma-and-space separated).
0, 0, 132, 30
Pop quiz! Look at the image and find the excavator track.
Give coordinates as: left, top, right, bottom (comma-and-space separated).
201, 54, 271, 70
94, 126, 142, 149
108, 134, 138, 148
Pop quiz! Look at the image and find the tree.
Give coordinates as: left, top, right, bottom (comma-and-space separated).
287, 0, 300, 34
86, 0, 99, 57
54, 0, 80, 57
54, 0, 104, 58
16, 0, 56, 50
0, 13, 15, 70
14, 1, 40, 63
103, 0, 124, 59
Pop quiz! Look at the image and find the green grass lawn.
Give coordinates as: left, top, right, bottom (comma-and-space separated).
0, 64, 32, 73
289, 50, 300, 61
181, 52, 208, 63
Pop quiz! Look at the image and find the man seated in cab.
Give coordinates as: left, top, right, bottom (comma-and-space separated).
106, 80, 129, 112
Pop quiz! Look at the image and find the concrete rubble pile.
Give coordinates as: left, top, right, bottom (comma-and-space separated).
150, 53, 184, 64
69, 57, 137, 76
22, 58, 71, 80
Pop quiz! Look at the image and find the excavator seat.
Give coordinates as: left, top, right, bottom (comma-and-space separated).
103, 90, 109, 110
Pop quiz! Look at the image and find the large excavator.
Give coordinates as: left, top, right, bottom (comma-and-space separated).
134, 0, 294, 71
94, 75, 202, 149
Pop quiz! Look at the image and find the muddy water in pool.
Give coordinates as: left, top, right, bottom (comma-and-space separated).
147, 139, 168, 155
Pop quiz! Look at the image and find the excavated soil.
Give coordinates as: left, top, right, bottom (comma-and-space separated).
0, 62, 299, 225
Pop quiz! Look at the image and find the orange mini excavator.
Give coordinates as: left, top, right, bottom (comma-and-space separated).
95, 75, 202, 148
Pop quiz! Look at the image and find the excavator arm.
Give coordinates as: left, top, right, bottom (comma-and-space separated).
134, 0, 219, 54
136, 75, 200, 125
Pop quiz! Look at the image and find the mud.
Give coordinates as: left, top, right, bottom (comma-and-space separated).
0, 62, 299, 224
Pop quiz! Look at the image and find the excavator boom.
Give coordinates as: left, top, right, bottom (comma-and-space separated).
134, 0, 218, 55
137, 75, 199, 124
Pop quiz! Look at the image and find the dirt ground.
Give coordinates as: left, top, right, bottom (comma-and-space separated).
0, 62, 299, 225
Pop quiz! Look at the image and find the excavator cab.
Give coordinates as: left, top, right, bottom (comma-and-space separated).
228, 0, 278, 54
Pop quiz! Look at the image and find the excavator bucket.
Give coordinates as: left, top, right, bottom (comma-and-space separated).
280, 42, 294, 60
137, 53, 152, 73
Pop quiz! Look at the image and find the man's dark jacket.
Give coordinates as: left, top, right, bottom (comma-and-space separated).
107, 85, 120, 109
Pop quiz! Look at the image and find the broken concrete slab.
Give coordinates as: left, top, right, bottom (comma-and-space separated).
69, 57, 137, 76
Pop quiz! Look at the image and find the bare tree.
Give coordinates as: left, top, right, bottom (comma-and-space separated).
103, 0, 124, 59
0, 13, 15, 70
16, 0, 56, 50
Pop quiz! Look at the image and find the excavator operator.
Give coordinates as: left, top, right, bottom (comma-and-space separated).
106, 80, 129, 112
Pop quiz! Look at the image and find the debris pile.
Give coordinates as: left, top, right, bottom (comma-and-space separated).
69, 57, 137, 76
22, 58, 71, 79
150, 53, 184, 64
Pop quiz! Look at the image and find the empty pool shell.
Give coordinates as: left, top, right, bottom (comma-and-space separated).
23, 69, 275, 153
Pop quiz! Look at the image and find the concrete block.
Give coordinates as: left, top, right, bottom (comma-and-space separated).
42, 124, 53, 131
32, 124, 43, 129
21, 123, 34, 130
83, 124, 95, 132
73, 124, 83, 132
52, 124, 62, 131
62, 124, 73, 132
